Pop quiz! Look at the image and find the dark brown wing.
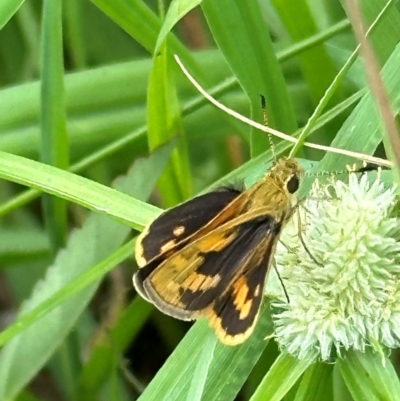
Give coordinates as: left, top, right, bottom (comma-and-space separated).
135, 187, 241, 267
135, 213, 282, 345
177, 216, 280, 312
207, 223, 280, 345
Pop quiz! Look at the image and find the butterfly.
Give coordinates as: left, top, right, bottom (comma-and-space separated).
133, 157, 302, 345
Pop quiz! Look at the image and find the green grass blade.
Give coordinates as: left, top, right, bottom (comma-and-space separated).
338, 349, 400, 401
0, 239, 133, 399
5, 1, 400, 399
333, 364, 353, 401
147, 42, 191, 206
90, 0, 164, 53
0, 39, 363, 215
15, 390, 45, 401
137, 303, 273, 401
16, 1, 40, 78
77, 296, 153, 399
346, 0, 400, 182
40, 0, 69, 250
250, 353, 314, 401
0, 228, 49, 264
0, 150, 160, 229
0, 142, 174, 400
186, 335, 216, 401
294, 363, 334, 401
272, 0, 341, 106
155, 0, 202, 53
277, 19, 351, 62
289, 0, 395, 158
356, 0, 400, 63
64, 0, 86, 69
0, 69, 237, 216
90, 0, 200, 76
0, 0, 23, 29
310, 41, 400, 175
202, 0, 297, 155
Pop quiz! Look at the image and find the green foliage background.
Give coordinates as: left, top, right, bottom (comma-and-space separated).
0, 0, 399, 400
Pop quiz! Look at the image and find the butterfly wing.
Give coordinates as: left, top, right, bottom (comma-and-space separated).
135, 187, 242, 267
207, 226, 280, 345
136, 212, 283, 345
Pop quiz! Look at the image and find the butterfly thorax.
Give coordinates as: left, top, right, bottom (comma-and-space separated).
240, 158, 302, 218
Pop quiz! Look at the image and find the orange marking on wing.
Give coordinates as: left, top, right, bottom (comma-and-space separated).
233, 277, 253, 320
160, 239, 176, 253
183, 272, 221, 292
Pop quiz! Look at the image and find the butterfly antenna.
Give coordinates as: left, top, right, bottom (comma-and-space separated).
352, 161, 389, 174
304, 161, 389, 178
260, 94, 277, 164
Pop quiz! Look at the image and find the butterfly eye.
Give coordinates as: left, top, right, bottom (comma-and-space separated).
286, 175, 299, 194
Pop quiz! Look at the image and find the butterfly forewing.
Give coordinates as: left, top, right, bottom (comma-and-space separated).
133, 189, 250, 306
135, 187, 242, 267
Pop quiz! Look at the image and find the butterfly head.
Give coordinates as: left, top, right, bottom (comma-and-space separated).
268, 158, 302, 195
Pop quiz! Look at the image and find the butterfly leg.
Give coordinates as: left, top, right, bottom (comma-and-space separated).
272, 259, 290, 303
295, 206, 323, 266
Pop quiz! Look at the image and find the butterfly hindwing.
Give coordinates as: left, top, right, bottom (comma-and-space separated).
207, 219, 281, 344
178, 216, 279, 311
137, 213, 283, 336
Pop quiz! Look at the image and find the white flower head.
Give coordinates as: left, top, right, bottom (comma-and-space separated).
267, 171, 400, 361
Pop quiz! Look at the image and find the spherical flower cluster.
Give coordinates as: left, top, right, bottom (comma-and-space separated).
267, 172, 400, 361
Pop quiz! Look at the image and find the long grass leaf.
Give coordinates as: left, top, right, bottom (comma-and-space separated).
202, 0, 297, 155
338, 349, 400, 401
40, 0, 68, 250
0, 141, 174, 400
